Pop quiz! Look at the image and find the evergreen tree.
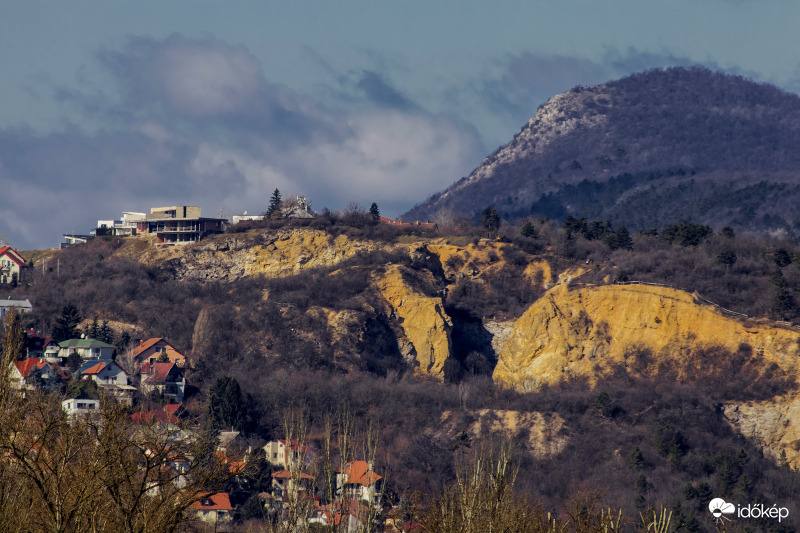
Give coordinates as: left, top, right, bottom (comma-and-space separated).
369, 202, 380, 220
606, 226, 633, 250
87, 317, 99, 340
208, 376, 247, 431
52, 304, 82, 343
771, 269, 795, 319
99, 320, 113, 345
717, 249, 737, 272
520, 220, 537, 238
480, 207, 500, 233
116, 331, 131, 353
774, 248, 792, 268
266, 188, 282, 220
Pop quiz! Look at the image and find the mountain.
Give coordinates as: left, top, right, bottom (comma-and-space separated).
404, 67, 800, 234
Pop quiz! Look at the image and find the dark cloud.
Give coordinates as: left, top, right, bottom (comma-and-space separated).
0, 35, 483, 249
355, 70, 419, 111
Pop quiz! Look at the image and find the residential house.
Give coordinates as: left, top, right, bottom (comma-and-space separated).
62, 398, 100, 419
0, 246, 25, 285
136, 206, 225, 245
61, 234, 92, 248
271, 469, 315, 501
0, 298, 32, 318
95, 211, 146, 237
130, 338, 187, 366
140, 362, 185, 403
263, 439, 309, 470
10, 358, 69, 391
131, 404, 182, 425
189, 492, 234, 525
59, 338, 115, 360
79, 359, 135, 405
231, 211, 264, 224
316, 500, 371, 533
336, 461, 383, 505
24, 329, 58, 359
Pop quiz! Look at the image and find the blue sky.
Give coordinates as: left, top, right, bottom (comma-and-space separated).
2, 0, 800, 249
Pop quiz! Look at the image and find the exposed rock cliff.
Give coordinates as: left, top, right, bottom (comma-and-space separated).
494, 283, 800, 392
139, 229, 390, 281
723, 397, 800, 470
376, 265, 453, 377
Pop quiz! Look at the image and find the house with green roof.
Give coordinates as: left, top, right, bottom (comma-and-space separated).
58, 338, 114, 360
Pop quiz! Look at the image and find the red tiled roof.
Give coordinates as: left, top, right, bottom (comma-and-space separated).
131, 404, 181, 424
0, 246, 24, 267
131, 338, 164, 357
15, 358, 68, 380
272, 469, 314, 480
15, 358, 47, 378
143, 362, 179, 384
82, 362, 107, 375
189, 492, 233, 511
340, 460, 382, 486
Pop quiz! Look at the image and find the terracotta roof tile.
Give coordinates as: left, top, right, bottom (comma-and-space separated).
131, 338, 163, 357
340, 460, 382, 486
189, 492, 233, 511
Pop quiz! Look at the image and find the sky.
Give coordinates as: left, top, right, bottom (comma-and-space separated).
3, 0, 800, 250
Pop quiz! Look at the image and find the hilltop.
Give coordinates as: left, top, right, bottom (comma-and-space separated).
404, 67, 800, 235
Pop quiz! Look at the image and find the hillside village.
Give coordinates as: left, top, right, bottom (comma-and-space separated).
0, 200, 415, 532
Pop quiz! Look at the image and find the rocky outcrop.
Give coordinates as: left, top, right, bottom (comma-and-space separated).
439, 409, 568, 459
494, 283, 800, 392
723, 397, 800, 470
140, 229, 391, 281
376, 265, 452, 377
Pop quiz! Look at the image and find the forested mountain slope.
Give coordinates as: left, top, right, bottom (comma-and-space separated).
404, 67, 800, 235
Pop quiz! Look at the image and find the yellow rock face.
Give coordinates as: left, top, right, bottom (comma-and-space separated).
376, 265, 452, 378
245, 231, 382, 278
494, 283, 800, 392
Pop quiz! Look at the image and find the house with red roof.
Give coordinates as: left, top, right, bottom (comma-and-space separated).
131, 403, 182, 425
189, 492, 233, 525
140, 361, 185, 403
78, 359, 135, 404
25, 329, 59, 359
10, 357, 68, 391
336, 460, 383, 505
131, 338, 187, 367
0, 246, 25, 285
314, 499, 372, 532
271, 469, 315, 500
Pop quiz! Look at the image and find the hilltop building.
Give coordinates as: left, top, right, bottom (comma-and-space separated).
136, 206, 226, 245
96, 212, 146, 237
